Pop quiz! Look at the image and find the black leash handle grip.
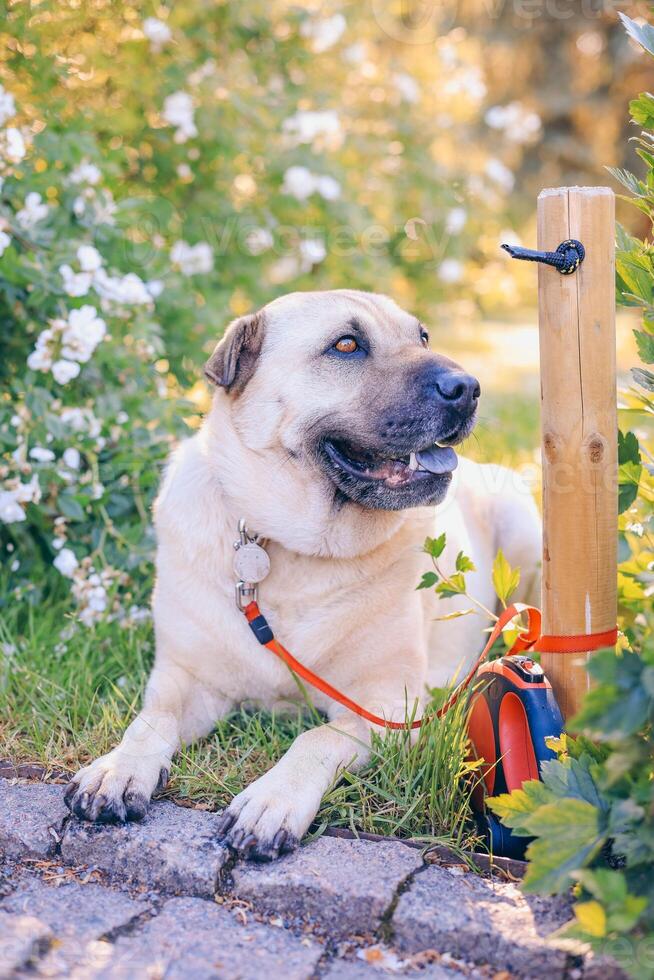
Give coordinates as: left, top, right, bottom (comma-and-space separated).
501, 239, 585, 276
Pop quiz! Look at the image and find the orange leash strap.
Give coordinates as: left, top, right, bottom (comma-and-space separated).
242, 601, 617, 730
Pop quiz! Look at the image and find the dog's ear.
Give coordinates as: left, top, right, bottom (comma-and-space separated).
204, 311, 265, 394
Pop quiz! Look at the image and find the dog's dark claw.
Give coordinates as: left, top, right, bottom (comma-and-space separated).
216, 810, 236, 837
64, 781, 78, 807
124, 791, 148, 821
272, 829, 288, 854
238, 833, 259, 856
156, 767, 170, 792
72, 791, 90, 820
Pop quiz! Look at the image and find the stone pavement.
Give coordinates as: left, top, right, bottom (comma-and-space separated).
0, 778, 622, 979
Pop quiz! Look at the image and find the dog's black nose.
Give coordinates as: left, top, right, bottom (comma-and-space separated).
434, 368, 481, 412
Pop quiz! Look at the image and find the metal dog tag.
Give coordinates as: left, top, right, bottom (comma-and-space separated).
233, 541, 270, 584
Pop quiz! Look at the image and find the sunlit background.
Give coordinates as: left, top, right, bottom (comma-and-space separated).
0, 0, 649, 618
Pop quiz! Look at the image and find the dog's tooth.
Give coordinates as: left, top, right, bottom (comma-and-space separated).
408, 452, 418, 471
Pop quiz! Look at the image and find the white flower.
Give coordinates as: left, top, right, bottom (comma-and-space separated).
59, 264, 92, 297
0, 85, 16, 126
77, 244, 103, 272
0, 490, 25, 524
52, 537, 65, 551
63, 447, 81, 470
143, 16, 172, 50
16, 192, 49, 229
282, 165, 317, 200
1, 127, 26, 163
146, 279, 164, 299
54, 548, 78, 578
315, 175, 341, 201
438, 259, 464, 283
162, 91, 197, 142
299, 238, 326, 270
27, 345, 53, 372
485, 102, 541, 144
176, 162, 193, 180
52, 359, 82, 384
343, 42, 366, 65
443, 66, 487, 103
282, 166, 341, 201
0, 231, 11, 256
69, 160, 102, 185
60, 406, 101, 437
393, 73, 421, 104
29, 446, 55, 463
170, 240, 213, 276
485, 158, 514, 192
92, 268, 152, 305
283, 110, 341, 146
445, 208, 467, 235
60, 305, 106, 363
300, 13, 346, 53
13, 475, 41, 504
245, 227, 274, 256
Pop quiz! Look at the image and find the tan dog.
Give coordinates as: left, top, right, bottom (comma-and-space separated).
65, 290, 540, 860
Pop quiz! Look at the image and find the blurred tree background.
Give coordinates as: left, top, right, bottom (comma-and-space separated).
2, 0, 651, 361
0, 0, 650, 616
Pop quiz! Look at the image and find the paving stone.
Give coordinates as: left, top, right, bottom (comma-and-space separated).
391, 864, 572, 977
324, 956, 463, 979
231, 835, 423, 938
0, 875, 150, 975
71, 895, 323, 979
60, 800, 230, 898
0, 909, 52, 979
0, 779, 68, 860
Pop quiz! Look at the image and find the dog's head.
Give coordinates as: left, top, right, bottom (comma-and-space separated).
205, 290, 479, 517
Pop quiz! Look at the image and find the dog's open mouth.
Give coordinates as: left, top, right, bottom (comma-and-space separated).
323, 438, 458, 489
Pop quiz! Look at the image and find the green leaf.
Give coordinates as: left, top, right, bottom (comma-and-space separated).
634, 329, 654, 364
57, 495, 86, 521
631, 92, 654, 129
491, 548, 520, 606
618, 430, 642, 466
619, 12, 654, 58
632, 366, 654, 390
416, 571, 438, 590
423, 534, 446, 559
521, 799, 604, 894
574, 900, 606, 937
435, 572, 467, 599
540, 756, 607, 811
487, 779, 554, 836
455, 551, 476, 573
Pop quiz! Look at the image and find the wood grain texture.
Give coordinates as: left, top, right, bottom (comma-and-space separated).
537, 187, 617, 721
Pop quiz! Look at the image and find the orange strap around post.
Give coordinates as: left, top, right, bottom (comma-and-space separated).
242, 600, 617, 730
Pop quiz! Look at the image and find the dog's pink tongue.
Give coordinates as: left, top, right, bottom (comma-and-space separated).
415, 446, 458, 475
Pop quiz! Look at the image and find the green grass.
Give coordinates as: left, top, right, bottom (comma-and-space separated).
0, 377, 540, 855
0, 594, 484, 852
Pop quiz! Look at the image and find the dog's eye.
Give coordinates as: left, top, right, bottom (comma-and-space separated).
333, 336, 359, 354
420, 328, 429, 347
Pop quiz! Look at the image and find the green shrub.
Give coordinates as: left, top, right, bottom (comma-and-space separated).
1, 2, 523, 628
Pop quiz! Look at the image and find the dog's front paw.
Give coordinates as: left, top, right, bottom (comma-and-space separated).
64, 749, 168, 824
217, 769, 319, 861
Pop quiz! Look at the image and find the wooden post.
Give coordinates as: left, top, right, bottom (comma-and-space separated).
537, 187, 617, 722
